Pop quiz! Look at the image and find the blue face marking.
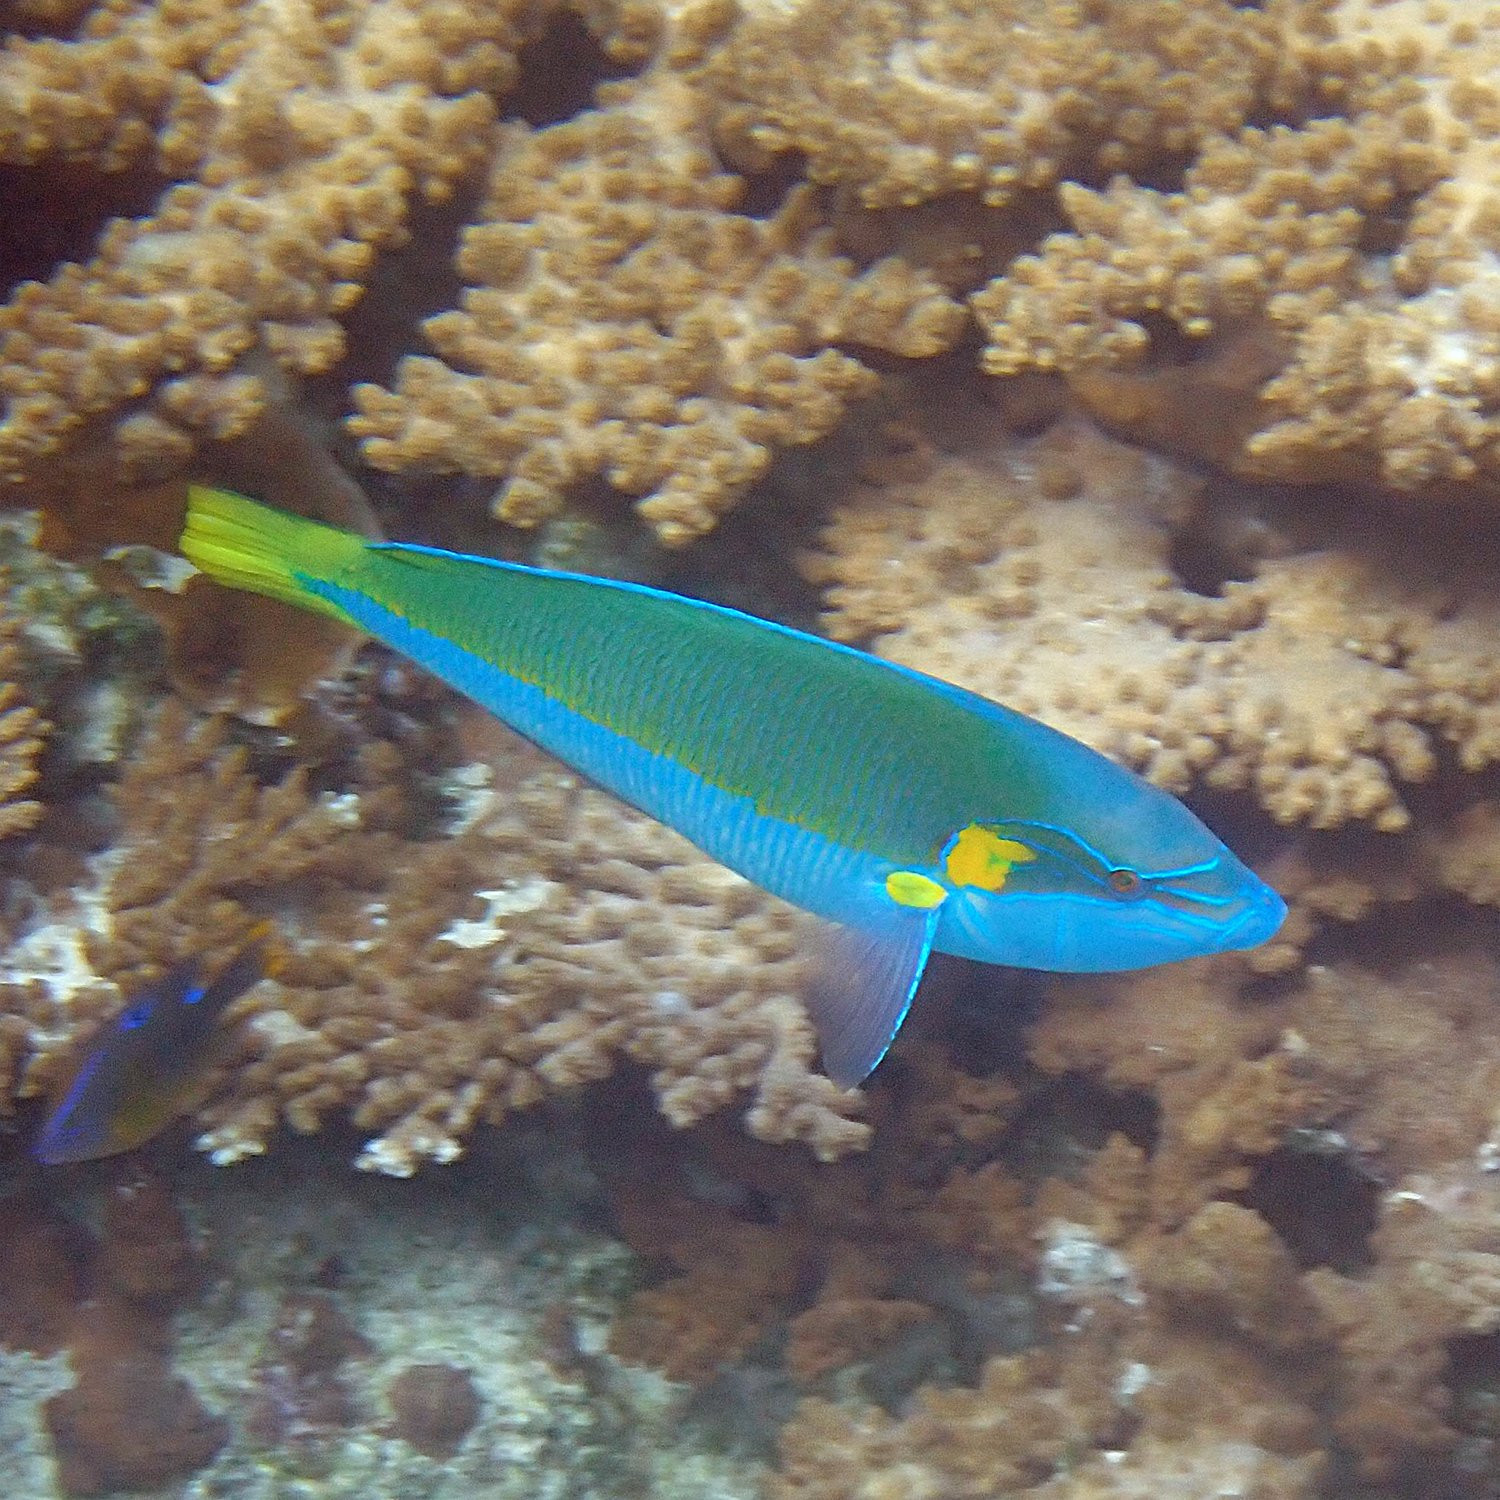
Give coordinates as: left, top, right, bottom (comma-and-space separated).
33, 1051, 106, 1161
182, 985, 208, 1007
1143, 858, 1222, 880
1148, 881, 1236, 913
118, 1001, 153, 1030
931, 811, 1285, 972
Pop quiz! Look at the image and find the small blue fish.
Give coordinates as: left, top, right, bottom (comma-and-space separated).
180, 487, 1286, 1087
35, 927, 273, 1165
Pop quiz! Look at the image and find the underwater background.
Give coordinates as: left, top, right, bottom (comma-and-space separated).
4, 0, 1500, 1495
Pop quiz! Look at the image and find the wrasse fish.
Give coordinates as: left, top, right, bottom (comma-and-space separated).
180, 487, 1285, 1087
35, 925, 274, 1164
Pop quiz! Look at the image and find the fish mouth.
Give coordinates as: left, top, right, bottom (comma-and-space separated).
1216, 885, 1289, 951
1126, 875, 1287, 960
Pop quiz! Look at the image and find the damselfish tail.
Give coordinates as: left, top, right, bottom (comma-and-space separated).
198, 918, 279, 1019
180, 485, 368, 625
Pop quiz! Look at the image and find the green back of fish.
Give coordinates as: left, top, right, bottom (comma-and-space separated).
355, 542, 1055, 864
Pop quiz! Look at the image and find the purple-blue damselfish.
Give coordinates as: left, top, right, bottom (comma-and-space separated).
35, 925, 273, 1165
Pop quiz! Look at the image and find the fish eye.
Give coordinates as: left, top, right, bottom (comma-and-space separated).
1107, 867, 1145, 899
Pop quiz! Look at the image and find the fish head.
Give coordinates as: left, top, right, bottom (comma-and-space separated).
935, 780, 1285, 973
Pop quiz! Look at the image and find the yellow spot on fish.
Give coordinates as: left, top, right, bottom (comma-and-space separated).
885, 870, 948, 909
945, 824, 1037, 892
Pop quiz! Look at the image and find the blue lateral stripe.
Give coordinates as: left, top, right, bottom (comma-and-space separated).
309, 578, 893, 928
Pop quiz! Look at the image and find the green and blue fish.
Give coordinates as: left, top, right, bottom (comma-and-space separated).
180, 487, 1285, 1087
35, 925, 273, 1164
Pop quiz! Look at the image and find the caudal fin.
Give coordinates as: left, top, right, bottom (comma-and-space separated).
180, 485, 366, 624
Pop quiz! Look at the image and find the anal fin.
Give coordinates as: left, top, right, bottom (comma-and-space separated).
804, 908, 939, 1087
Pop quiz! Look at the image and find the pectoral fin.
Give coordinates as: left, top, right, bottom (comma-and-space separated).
804, 908, 939, 1087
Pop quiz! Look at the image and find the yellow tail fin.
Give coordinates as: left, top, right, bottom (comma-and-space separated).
180, 486, 366, 624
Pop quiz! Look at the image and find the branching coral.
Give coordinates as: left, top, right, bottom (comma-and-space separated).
0, 0, 963, 546
807, 407, 1500, 832
681, 922, 1500, 1493
774, 1389, 1327, 1500
0, 0, 561, 485
14, 6, 1500, 1494
9, 0, 1500, 540
770, 1352, 1125, 1500
5, 700, 866, 1174
609, 1185, 816, 1382
0, 652, 44, 840
974, 1, 1500, 494
1025, 932, 1500, 1482
702, 0, 1280, 209
349, 78, 963, 545
769, 1231, 1330, 1500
